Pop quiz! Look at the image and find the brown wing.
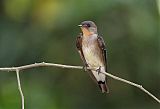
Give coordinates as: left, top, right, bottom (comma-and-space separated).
97, 36, 108, 72
76, 33, 88, 66
76, 33, 97, 83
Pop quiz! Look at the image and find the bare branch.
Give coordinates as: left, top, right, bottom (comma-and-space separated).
0, 62, 160, 106
0, 62, 82, 71
16, 69, 24, 109
100, 70, 160, 103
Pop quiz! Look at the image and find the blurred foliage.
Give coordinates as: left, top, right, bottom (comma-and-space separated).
0, 0, 159, 109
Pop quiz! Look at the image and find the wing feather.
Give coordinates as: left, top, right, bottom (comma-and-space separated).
97, 36, 108, 72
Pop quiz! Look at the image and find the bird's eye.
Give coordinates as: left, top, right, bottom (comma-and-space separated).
87, 24, 91, 27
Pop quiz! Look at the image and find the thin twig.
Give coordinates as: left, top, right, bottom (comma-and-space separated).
0, 62, 159, 106
0, 62, 82, 71
100, 70, 160, 103
16, 69, 24, 109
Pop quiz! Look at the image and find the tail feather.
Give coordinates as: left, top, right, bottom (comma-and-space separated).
98, 81, 109, 93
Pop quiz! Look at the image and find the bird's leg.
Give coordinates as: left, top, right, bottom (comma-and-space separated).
83, 66, 88, 72
83, 64, 89, 72
96, 66, 101, 75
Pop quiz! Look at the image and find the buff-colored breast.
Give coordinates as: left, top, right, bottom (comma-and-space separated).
82, 34, 104, 68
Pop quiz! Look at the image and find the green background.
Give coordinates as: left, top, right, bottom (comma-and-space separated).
0, 0, 159, 109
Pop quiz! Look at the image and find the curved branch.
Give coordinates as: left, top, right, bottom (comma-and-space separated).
100, 70, 160, 103
0, 62, 160, 104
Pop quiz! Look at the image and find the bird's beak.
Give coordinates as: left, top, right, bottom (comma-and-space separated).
78, 24, 82, 27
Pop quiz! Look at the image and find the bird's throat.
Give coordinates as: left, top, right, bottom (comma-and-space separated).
82, 28, 93, 36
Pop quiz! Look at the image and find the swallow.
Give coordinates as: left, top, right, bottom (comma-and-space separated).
76, 21, 109, 93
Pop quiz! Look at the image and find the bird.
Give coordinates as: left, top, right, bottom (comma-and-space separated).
76, 21, 109, 93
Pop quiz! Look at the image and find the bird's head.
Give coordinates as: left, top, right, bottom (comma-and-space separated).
78, 21, 97, 36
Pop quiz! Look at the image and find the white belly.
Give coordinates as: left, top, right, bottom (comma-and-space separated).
82, 44, 106, 81
82, 43, 103, 67
82, 34, 106, 82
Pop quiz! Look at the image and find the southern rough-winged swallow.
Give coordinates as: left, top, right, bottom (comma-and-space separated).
76, 21, 109, 93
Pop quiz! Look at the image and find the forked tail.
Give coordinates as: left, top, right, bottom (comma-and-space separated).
98, 81, 109, 93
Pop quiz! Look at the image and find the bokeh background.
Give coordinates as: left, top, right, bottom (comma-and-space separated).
0, 0, 160, 109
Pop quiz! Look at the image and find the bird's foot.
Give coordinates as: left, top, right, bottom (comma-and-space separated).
96, 66, 101, 75
83, 66, 88, 72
